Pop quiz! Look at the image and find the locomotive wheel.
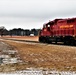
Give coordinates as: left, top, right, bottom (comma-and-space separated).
64, 40, 70, 45
39, 36, 46, 43
70, 39, 75, 46
39, 37, 42, 42
55, 38, 57, 44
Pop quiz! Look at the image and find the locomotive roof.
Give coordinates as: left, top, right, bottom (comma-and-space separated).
48, 18, 76, 24
47, 19, 63, 25
44, 17, 76, 26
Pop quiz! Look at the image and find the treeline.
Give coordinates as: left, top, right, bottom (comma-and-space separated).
0, 26, 41, 36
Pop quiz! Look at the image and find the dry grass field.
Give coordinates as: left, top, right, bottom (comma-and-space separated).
0, 36, 38, 41
1, 36, 76, 71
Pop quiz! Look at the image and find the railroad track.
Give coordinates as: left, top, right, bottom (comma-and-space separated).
0, 38, 76, 47
0, 38, 39, 43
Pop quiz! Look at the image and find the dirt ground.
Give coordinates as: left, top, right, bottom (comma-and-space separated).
1, 36, 76, 72
0, 36, 38, 41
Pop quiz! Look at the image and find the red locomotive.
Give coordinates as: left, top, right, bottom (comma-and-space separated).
39, 18, 76, 45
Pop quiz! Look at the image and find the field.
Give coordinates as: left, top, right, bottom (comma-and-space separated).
0, 36, 76, 72
0, 36, 38, 41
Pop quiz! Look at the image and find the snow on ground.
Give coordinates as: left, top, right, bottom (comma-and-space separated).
0, 70, 76, 75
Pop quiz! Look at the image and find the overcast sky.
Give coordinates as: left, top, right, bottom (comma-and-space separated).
0, 0, 76, 30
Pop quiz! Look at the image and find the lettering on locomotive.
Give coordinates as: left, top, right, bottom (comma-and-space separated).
60, 25, 73, 28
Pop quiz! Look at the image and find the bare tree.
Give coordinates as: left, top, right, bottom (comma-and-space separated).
0, 26, 7, 37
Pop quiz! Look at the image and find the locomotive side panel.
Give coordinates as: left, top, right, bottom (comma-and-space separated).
39, 18, 76, 45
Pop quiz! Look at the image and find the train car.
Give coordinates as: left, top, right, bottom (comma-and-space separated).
39, 18, 76, 45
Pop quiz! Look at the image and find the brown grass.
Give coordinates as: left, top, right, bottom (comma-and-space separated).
2, 38, 76, 71
0, 36, 38, 41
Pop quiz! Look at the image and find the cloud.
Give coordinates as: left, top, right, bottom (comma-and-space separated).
0, 0, 76, 29
0, 0, 76, 18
